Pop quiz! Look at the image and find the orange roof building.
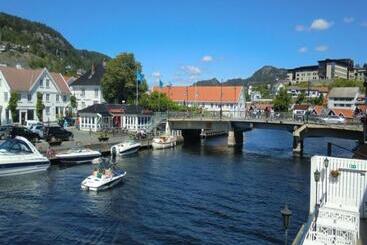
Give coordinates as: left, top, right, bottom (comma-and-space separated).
0, 66, 72, 124
154, 85, 246, 112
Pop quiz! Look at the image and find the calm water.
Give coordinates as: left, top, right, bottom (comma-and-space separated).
0, 129, 357, 244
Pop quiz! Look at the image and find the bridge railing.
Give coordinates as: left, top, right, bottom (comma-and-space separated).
165, 111, 363, 127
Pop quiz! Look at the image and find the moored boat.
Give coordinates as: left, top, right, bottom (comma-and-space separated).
81, 158, 126, 191
110, 141, 141, 157
152, 135, 176, 150
0, 136, 50, 176
55, 148, 101, 164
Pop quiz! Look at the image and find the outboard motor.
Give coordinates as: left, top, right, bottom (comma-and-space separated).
111, 146, 117, 161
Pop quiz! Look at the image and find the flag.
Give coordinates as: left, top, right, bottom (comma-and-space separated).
159, 80, 164, 88
136, 71, 144, 84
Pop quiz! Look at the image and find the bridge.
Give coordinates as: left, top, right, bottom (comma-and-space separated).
162, 112, 364, 156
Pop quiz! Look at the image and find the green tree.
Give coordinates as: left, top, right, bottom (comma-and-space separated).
312, 93, 324, 106
70, 95, 77, 109
139, 92, 185, 112
273, 88, 291, 112
329, 78, 363, 91
101, 53, 145, 103
7, 92, 20, 122
295, 91, 306, 104
36, 92, 45, 122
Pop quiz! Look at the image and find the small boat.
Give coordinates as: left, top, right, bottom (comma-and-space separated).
81, 159, 126, 191
55, 148, 101, 164
110, 141, 141, 157
0, 136, 50, 177
152, 135, 177, 150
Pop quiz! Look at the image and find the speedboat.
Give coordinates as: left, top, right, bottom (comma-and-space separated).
0, 136, 50, 176
110, 141, 141, 157
55, 148, 101, 164
152, 135, 177, 150
81, 159, 126, 191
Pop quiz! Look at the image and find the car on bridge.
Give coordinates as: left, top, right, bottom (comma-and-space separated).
317, 116, 346, 124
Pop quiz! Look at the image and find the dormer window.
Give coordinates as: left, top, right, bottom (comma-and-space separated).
46, 79, 50, 88
40, 79, 44, 87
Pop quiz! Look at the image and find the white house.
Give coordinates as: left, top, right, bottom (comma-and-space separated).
0, 66, 71, 125
77, 103, 153, 132
69, 63, 106, 110
327, 87, 360, 110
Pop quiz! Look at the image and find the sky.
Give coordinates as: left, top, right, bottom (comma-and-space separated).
1, 0, 367, 86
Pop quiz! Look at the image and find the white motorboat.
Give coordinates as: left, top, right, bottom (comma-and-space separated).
81, 159, 126, 191
152, 135, 177, 150
110, 141, 141, 157
0, 136, 50, 177
55, 148, 101, 164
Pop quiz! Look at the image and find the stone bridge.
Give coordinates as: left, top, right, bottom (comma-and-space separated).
165, 116, 364, 156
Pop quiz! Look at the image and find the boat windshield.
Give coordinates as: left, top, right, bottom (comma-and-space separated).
0, 139, 33, 154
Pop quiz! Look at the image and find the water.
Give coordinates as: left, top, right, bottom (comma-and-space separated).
0, 129, 358, 244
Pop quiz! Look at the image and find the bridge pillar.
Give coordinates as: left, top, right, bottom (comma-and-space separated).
228, 129, 243, 147
293, 136, 303, 156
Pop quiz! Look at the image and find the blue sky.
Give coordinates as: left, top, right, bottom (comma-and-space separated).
1, 0, 367, 86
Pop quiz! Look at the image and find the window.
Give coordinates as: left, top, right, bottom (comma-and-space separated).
56, 94, 59, 102
63, 95, 67, 102
95, 88, 99, 98
27, 93, 32, 101
46, 79, 50, 88
45, 107, 50, 115
46, 94, 50, 102
81, 89, 85, 97
40, 79, 44, 87
4, 92, 8, 101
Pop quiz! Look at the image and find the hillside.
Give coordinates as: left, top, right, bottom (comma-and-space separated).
194, 66, 288, 86
0, 12, 109, 75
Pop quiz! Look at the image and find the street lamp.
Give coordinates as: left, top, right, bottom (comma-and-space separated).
324, 157, 329, 203
314, 169, 321, 231
281, 203, 292, 245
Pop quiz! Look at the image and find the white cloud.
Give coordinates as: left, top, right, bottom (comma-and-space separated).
295, 25, 305, 32
181, 65, 201, 75
361, 21, 367, 27
202, 55, 213, 62
310, 18, 333, 30
298, 47, 308, 53
152, 71, 161, 78
343, 17, 355, 23
315, 45, 328, 52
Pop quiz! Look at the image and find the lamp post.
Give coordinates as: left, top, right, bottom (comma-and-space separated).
324, 157, 329, 203
314, 169, 321, 231
281, 203, 292, 245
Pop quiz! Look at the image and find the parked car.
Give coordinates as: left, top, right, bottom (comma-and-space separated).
44, 126, 73, 143
1, 125, 40, 143
0, 125, 13, 140
319, 116, 346, 124
25, 120, 42, 129
30, 124, 45, 138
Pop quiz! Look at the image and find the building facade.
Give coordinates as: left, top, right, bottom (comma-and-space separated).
78, 103, 153, 132
318, 59, 354, 80
153, 85, 246, 115
0, 66, 71, 125
327, 87, 360, 110
69, 63, 106, 110
287, 65, 319, 83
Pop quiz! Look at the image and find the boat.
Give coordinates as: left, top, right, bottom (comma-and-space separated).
0, 136, 50, 176
152, 135, 177, 149
81, 159, 126, 191
110, 141, 141, 157
55, 148, 101, 164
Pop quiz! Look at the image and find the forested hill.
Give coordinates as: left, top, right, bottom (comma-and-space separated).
0, 12, 109, 75
194, 66, 288, 86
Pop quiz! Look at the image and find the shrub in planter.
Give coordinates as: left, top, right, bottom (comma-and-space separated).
330, 169, 340, 178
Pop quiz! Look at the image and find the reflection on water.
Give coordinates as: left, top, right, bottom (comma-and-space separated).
0, 129, 358, 244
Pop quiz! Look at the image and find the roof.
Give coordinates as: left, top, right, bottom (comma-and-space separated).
0, 66, 71, 94
288, 86, 329, 93
153, 86, 243, 103
70, 63, 105, 86
329, 108, 354, 119
328, 87, 360, 98
78, 103, 152, 116
312, 105, 325, 115
289, 65, 319, 72
293, 104, 309, 110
